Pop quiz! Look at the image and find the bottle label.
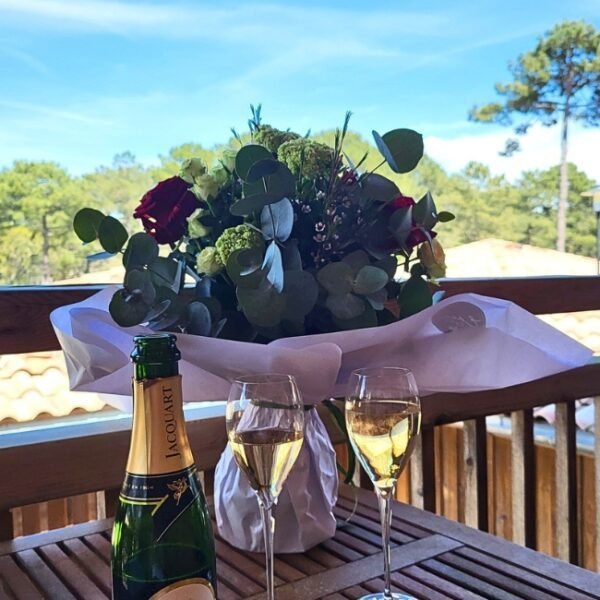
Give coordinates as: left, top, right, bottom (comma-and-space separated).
120, 466, 202, 542
128, 375, 195, 475
149, 578, 215, 599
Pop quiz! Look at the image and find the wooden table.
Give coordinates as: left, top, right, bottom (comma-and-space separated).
1, 486, 599, 599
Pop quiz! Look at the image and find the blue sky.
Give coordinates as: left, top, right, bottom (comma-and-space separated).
0, 0, 599, 181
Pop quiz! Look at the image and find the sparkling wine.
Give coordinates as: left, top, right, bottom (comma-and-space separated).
346, 400, 421, 489
111, 334, 217, 599
229, 429, 303, 496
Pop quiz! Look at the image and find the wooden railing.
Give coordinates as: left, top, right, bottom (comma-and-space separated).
1, 277, 600, 570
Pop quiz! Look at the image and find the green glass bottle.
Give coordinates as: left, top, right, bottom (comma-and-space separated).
111, 333, 217, 599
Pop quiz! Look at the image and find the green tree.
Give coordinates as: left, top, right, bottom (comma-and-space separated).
81, 152, 153, 232
470, 20, 600, 252
517, 163, 597, 255
0, 161, 85, 283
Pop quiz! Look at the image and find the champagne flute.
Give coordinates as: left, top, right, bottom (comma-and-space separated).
226, 374, 304, 600
346, 367, 421, 600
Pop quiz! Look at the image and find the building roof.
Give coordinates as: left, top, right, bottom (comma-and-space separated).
446, 239, 598, 432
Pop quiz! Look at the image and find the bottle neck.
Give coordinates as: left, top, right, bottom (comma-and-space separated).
135, 360, 178, 381
127, 374, 195, 475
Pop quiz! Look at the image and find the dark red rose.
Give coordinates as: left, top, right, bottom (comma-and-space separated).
406, 227, 436, 249
382, 195, 436, 250
389, 195, 416, 210
133, 176, 198, 244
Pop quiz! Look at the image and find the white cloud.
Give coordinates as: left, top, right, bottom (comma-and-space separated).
426, 123, 600, 182
0, 100, 114, 125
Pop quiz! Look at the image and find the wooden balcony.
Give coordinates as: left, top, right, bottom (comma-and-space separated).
1, 277, 599, 573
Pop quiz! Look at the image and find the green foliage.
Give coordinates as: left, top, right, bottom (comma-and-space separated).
469, 19, 600, 250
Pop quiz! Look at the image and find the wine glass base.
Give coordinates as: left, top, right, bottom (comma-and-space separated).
357, 594, 415, 600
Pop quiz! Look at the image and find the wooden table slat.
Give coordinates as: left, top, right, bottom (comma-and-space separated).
422, 558, 524, 600
62, 538, 112, 597
0, 555, 43, 599
247, 534, 461, 600
0, 486, 598, 599
14, 548, 77, 600
439, 551, 569, 600
402, 564, 489, 600
38, 544, 108, 600
455, 546, 600, 600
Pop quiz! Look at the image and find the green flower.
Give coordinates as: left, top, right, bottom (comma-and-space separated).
210, 163, 229, 187
278, 138, 334, 179
191, 173, 220, 201
215, 224, 264, 265
254, 124, 301, 154
187, 208, 212, 239
219, 149, 237, 172
196, 246, 223, 277
180, 158, 208, 184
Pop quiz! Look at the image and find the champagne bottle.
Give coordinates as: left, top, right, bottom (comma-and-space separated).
111, 333, 217, 599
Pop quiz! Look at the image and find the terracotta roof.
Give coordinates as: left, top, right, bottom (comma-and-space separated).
0, 352, 107, 424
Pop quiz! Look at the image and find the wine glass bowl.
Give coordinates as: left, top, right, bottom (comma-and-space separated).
346, 367, 421, 600
226, 373, 304, 600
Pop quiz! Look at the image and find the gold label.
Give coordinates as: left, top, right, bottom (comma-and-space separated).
149, 578, 215, 599
127, 375, 195, 475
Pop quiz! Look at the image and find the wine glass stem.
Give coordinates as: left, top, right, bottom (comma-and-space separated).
258, 495, 276, 600
376, 486, 394, 600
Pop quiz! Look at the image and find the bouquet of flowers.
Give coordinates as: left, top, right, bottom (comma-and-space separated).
60, 108, 592, 553
73, 107, 453, 341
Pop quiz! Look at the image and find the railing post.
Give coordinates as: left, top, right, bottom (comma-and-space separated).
595, 396, 600, 572
463, 417, 488, 531
511, 409, 536, 548
411, 426, 435, 512
555, 401, 578, 564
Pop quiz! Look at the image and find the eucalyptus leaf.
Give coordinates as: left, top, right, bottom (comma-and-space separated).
230, 191, 271, 216
145, 299, 171, 322
261, 197, 294, 242
185, 302, 212, 336
73, 208, 104, 243
316, 261, 354, 295
123, 232, 159, 269
389, 206, 413, 247
149, 257, 182, 292
125, 269, 156, 305
235, 144, 273, 180
366, 287, 388, 310
334, 304, 378, 330
237, 281, 285, 327
281, 239, 302, 271
226, 248, 264, 288
196, 297, 222, 323
148, 286, 183, 330
359, 173, 400, 204
342, 249, 370, 275
98, 216, 128, 254
262, 241, 284, 293
398, 274, 432, 319
232, 163, 295, 216
375, 255, 397, 279
373, 128, 424, 174
413, 191, 437, 229
353, 265, 388, 295
245, 158, 281, 183
437, 211, 456, 223
326, 293, 365, 320
109, 290, 149, 327
86, 251, 114, 261
282, 270, 318, 318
